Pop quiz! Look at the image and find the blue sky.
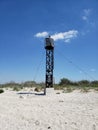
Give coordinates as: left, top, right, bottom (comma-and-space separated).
0, 0, 98, 83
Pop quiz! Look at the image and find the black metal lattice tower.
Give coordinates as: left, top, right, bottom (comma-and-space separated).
44, 36, 54, 94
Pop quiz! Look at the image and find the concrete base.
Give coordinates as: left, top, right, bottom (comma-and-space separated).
46, 88, 54, 95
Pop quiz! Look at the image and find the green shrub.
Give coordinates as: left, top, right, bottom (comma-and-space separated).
94, 88, 98, 91
0, 89, 4, 94
34, 87, 42, 92
54, 85, 63, 90
13, 86, 21, 91
80, 87, 90, 93
59, 78, 72, 86
63, 87, 74, 93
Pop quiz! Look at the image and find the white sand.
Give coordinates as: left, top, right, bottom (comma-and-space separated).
0, 89, 98, 130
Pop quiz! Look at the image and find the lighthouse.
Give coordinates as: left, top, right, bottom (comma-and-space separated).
44, 36, 54, 95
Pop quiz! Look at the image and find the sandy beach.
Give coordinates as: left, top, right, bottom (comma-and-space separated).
0, 89, 98, 130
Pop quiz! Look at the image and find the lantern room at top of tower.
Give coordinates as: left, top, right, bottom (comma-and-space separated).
45, 36, 54, 50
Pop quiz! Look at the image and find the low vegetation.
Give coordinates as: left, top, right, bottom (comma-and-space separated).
62, 87, 74, 93
80, 87, 90, 93
34, 87, 42, 92
13, 86, 23, 91
0, 78, 98, 93
55, 78, 98, 92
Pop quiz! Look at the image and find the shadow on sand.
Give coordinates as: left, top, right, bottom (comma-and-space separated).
35, 93, 45, 96
17, 92, 45, 96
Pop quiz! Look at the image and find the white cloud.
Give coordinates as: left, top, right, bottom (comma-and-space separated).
34, 30, 78, 43
51, 30, 78, 42
84, 9, 91, 16
82, 16, 88, 21
35, 31, 49, 38
65, 39, 70, 43
82, 9, 92, 21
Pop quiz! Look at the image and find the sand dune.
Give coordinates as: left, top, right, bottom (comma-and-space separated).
0, 89, 98, 130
